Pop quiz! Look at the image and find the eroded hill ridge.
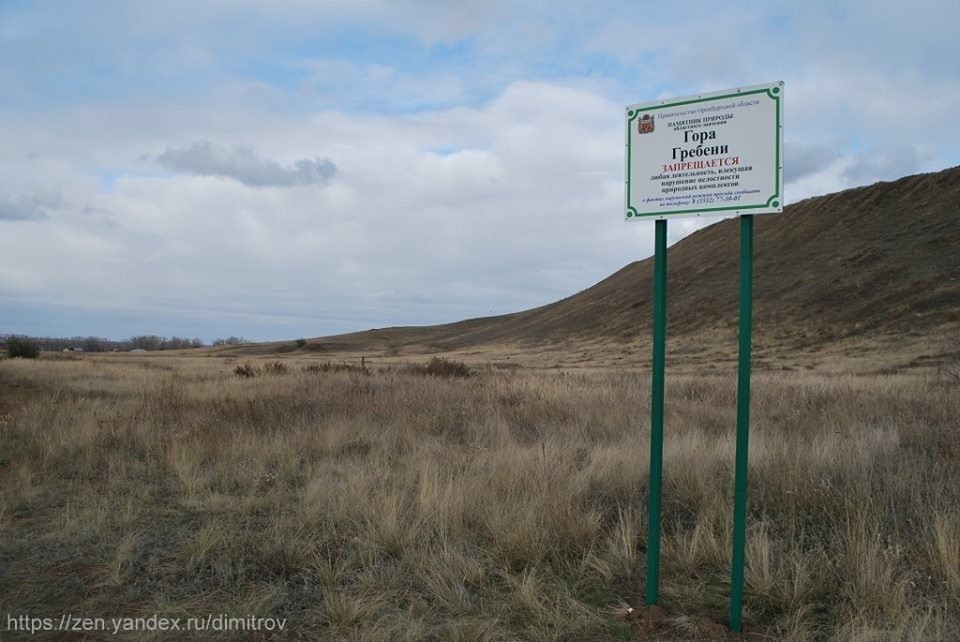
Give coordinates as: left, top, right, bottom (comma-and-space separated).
224, 167, 960, 371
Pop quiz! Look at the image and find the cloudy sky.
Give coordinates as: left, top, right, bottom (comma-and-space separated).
2, 0, 957, 342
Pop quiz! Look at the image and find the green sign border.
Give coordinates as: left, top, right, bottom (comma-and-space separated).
626, 84, 782, 220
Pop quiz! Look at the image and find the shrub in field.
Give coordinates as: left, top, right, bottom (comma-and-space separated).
303, 362, 363, 374
409, 356, 473, 378
6, 336, 40, 359
234, 363, 258, 378
296, 338, 307, 348
262, 361, 290, 375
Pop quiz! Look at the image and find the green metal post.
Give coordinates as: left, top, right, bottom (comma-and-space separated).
729, 214, 754, 631
646, 218, 667, 606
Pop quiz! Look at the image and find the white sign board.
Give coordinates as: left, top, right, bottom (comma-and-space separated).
625, 82, 783, 220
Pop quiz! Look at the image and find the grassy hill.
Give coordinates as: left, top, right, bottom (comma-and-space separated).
220, 167, 960, 372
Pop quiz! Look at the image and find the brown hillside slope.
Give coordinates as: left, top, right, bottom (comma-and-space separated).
228, 167, 960, 371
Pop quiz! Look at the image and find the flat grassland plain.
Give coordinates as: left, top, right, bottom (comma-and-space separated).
1, 353, 958, 640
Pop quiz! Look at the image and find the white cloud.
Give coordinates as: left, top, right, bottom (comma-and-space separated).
0, 190, 61, 222
0, 81, 643, 337
295, 58, 468, 110
153, 141, 337, 188
784, 143, 841, 184
842, 145, 933, 184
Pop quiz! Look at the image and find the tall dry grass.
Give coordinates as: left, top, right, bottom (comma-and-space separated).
0, 354, 958, 640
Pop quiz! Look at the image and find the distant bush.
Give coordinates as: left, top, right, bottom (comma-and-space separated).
234, 363, 258, 378
7, 336, 40, 359
262, 361, 290, 375
295, 338, 307, 348
409, 357, 473, 379
303, 362, 364, 375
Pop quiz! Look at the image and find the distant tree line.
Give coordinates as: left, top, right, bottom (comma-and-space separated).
1, 334, 255, 355
127, 335, 205, 351
1, 334, 208, 353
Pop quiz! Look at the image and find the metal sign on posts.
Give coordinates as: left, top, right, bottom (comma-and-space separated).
624, 82, 783, 633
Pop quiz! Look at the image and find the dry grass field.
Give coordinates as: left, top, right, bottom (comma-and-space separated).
1, 353, 958, 640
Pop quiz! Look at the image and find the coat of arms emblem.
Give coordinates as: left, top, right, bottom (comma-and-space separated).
638, 114, 655, 134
